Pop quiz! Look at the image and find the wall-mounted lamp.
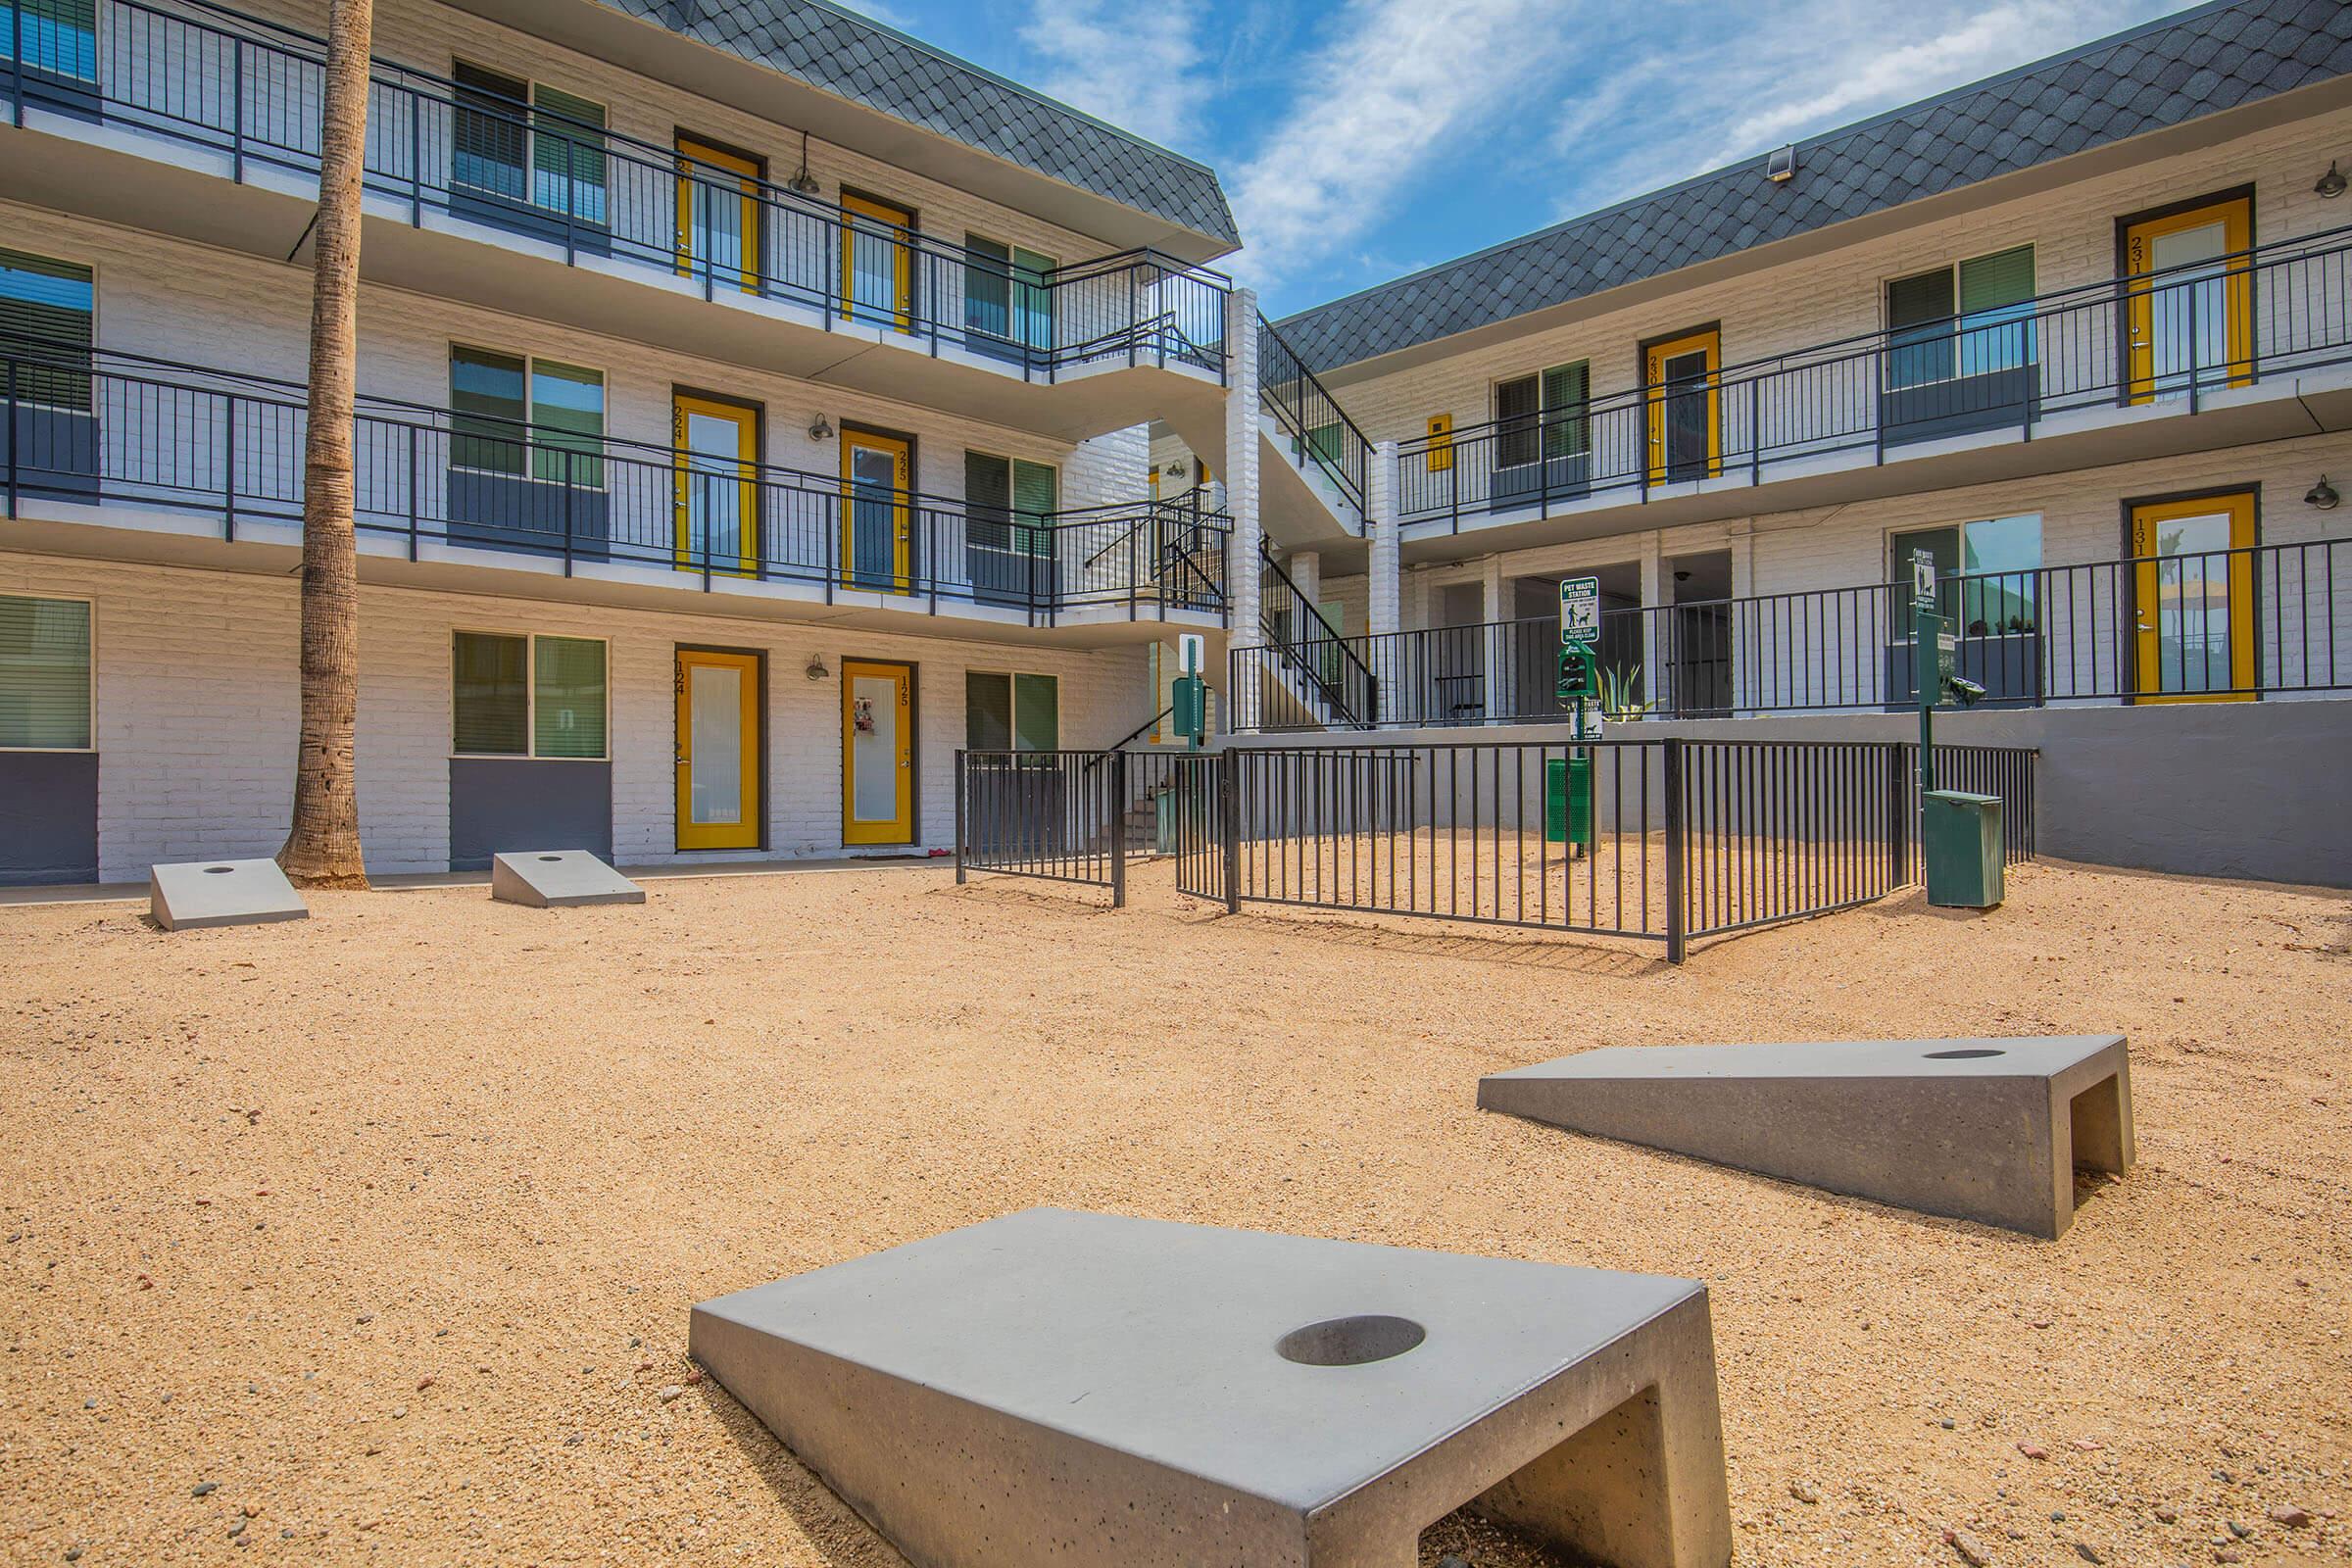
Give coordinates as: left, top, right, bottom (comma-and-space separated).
1164, 459, 1188, 479
808, 414, 834, 443
805, 653, 831, 682
2307, 475, 2340, 510
1765, 144, 1796, 183
788, 128, 821, 196
2318, 160, 2346, 198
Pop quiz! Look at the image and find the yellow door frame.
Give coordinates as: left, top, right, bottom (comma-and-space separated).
1642, 327, 1721, 484
674, 648, 763, 851
841, 658, 915, 845
839, 427, 912, 593
675, 136, 761, 294
2129, 489, 2257, 704
839, 190, 915, 329
671, 393, 760, 574
2122, 192, 2252, 405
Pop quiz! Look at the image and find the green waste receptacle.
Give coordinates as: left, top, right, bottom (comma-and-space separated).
1923, 789, 2004, 908
1544, 756, 1592, 847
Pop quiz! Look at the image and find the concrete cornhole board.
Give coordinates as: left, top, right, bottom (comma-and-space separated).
692, 1207, 1733, 1568
489, 850, 644, 908
148, 858, 309, 932
1480, 1035, 2133, 1239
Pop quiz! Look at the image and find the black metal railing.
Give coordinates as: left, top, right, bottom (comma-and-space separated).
1258, 313, 1368, 527
1394, 226, 2352, 528
1253, 543, 1376, 726
1230, 537, 2350, 729
956, 750, 1132, 903
4, 0, 1230, 383
0, 335, 1231, 622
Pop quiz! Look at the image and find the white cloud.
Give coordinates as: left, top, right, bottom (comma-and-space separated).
1224, 0, 1575, 291
1020, 0, 1213, 149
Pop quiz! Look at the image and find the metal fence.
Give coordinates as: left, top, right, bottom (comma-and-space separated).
1232, 536, 2351, 728
7, 0, 1230, 381
2, 336, 1231, 622
964, 738, 2036, 960
1394, 225, 2352, 529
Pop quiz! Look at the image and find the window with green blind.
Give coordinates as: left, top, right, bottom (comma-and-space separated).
449, 346, 604, 487
452, 631, 606, 758
0, 594, 91, 750
1494, 363, 1589, 468
962, 236, 1054, 350
451, 64, 605, 224
531, 84, 607, 225
4, 0, 97, 81
1886, 245, 2036, 388
964, 670, 1057, 751
0, 247, 93, 411
963, 451, 1056, 556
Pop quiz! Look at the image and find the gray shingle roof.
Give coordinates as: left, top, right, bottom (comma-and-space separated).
1274, 0, 2352, 373
595, 0, 1240, 247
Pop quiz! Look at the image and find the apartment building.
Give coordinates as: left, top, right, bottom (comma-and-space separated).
0, 0, 1266, 881
1201, 0, 2352, 886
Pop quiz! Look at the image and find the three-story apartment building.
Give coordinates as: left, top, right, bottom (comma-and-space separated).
1210, 0, 2352, 884
0, 0, 1264, 880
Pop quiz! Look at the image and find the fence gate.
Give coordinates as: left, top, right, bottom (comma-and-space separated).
1169, 754, 1232, 907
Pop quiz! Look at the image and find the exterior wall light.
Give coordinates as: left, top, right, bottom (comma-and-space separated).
2306, 475, 2339, 510
806, 654, 831, 682
808, 414, 834, 442
2318, 161, 2347, 198
1766, 144, 1796, 183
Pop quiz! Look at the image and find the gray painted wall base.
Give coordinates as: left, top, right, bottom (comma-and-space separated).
149, 858, 309, 931
692, 1208, 1733, 1568
490, 850, 644, 907
1481, 1036, 2134, 1239
0, 751, 98, 887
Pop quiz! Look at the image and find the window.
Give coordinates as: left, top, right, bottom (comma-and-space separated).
0, 593, 91, 749
1886, 245, 2036, 389
4, 0, 95, 82
452, 631, 607, 758
1889, 514, 2042, 635
0, 247, 93, 410
963, 236, 1054, 351
449, 346, 604, 487
1494, 363, 1589, 468
964, 451, 1057, 556
965, 670, 1058, 751
452, 65, 607, 225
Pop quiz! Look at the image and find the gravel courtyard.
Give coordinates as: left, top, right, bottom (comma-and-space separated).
1, 858, 2347, 1567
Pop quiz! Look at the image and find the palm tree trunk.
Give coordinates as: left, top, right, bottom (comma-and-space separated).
278, 0, 374, 887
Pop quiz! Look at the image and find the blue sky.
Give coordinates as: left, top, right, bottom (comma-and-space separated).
843, 0, 2190, 317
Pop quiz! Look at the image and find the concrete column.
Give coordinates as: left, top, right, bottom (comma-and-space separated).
1289, 551, 1321, 623
1726, 519, 1756, 713
1480, 555, 1508, 722
1367, 440, 1400, 638
1639, 531, 1670, 715
1223, 286, 1264, 730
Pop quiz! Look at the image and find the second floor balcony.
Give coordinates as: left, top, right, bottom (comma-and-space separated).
1, 0, 1232, 440
1391, 225, 2352, 541
0, 335, 1231, 633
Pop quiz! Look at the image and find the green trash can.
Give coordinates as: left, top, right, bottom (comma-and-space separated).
1923, 789, 2003, 908
1544, 756, 1592, 847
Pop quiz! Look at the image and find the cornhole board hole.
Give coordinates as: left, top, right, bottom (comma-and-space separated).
489, 850, 644, 908
692, 1208, 1732, 1568
1480, 1035, 2133, 1239
148, 858, 309, 932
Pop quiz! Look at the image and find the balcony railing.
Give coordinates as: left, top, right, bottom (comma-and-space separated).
1256, 542, 1375, 726
3, 0, 1231, 383
1394, 227, 2352, 529
1258, 313, 1368, 527
1229, 537, 2351, 729
0, 336, 1231, 621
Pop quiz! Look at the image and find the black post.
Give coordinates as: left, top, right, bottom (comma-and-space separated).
1886, 740, 1909, 889
1109, 748, 1128, 908
954, 748, 966, 885
1219, 745, 1241, 915
1663, 738, 1687, 964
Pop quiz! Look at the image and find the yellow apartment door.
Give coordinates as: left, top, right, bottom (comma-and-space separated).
841, 428, 912, 592
673, 394, 759, 574
840, 192, 914, 328
2124, 195, 2251, 404
676, 137, 760, 293
675, 649, 762, 850
1644, 328, 1720, 483
841, 659, 914, 845
2131, 492, 2256, 703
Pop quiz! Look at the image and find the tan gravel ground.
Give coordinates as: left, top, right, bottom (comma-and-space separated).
1, 857, 2347, 1568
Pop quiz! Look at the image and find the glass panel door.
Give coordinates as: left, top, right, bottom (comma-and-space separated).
841, 429, 911, 592
676, 137, 760, 293
2131, 492, 2256, 702
674, 649, 761, 850
840, 192, 914, 329
842, 659, 914, 845
2124, 196, 2251, 403
672, 394, 758, 574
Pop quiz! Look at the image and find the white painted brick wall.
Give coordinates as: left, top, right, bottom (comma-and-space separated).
0, 552, 1155, 880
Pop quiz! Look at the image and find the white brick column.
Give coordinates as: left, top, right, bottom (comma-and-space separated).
1480, 555, 1507, 723
1289, 551, 1320, 622
1367, 440, 1399, 637
1639, 530, 1670, 715
1223, 286, 1264, 730
1727, 518, 1757, 713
